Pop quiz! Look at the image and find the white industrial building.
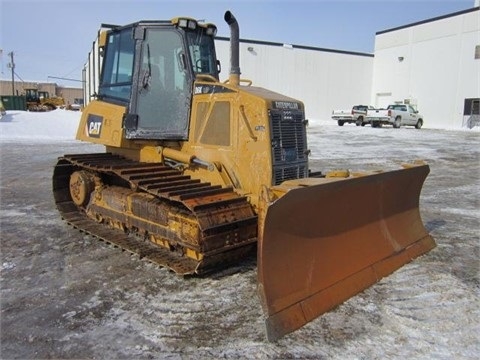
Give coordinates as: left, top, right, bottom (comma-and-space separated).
215, 5, 480, 129
371, 6, 480, 129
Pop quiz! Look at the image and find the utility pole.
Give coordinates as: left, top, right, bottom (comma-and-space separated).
7, 51, 15, 95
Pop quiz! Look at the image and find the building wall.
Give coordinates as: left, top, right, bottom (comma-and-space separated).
371, 8, 480, 128
58, 87, 84, 106
83, 28, 104, 106
0, 80, 56, 98
215, 39, 374, 123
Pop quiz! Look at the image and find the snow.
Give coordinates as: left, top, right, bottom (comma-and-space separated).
1, 110, 479, 358
0, 109, 80, 142
0, 110, 478, 145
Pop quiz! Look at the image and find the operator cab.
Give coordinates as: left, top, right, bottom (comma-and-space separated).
97, 18, 219, 140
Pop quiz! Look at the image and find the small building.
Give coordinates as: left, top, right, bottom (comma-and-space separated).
0, 80, 83, 109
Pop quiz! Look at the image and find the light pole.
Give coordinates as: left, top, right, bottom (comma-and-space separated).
7, 51, 15, 96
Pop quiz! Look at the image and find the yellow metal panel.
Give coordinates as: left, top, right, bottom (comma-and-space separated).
76, 100, 130, 148
182, 82, 275, 209
98, 30, 108, 47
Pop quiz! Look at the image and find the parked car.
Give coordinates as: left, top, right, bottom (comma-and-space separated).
332, 105, 375, 126
364, 107, 391, 127
367, 104, 424, 129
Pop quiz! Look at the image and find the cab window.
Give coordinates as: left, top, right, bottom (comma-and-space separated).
99, 28, 135, 102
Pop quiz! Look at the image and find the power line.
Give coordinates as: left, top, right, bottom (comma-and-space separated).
47, 75, 85, 83
14, 71, 24, 83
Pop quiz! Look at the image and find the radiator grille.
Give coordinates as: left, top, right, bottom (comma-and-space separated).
274, 165, 308, 184
270, 109, 308, 185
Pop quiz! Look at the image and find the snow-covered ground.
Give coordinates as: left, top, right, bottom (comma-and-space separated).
1, 110, 479, 359
0, 109, 80, 142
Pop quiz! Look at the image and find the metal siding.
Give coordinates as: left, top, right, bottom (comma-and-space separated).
371, 8, 480, 129
215, 39, 373, 123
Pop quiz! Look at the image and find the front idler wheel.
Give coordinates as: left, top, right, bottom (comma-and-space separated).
69, 171, 96, 207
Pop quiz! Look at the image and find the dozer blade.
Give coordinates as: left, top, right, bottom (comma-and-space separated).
257, 164, 435, 341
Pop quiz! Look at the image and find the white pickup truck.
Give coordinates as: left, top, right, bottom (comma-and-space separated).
367, 104, 424, 129
332, 105, 375, 126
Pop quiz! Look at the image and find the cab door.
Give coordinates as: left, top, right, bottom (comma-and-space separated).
407, 105, 418, 125
128, 28, 193, 140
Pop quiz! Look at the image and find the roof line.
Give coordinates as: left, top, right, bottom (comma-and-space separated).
215, 36, 374, 58
376, 6, 479, 35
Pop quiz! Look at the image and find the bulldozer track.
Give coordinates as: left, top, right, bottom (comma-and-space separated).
53, 153, 257, 275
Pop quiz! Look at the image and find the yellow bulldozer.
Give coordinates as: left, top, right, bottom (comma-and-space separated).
53, 11, 435, 340
25, 88, 65, 111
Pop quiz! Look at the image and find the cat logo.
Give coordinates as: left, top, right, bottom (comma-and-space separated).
85, 114, 103, 138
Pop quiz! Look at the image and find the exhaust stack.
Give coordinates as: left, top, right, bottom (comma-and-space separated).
224, 11, 240, 86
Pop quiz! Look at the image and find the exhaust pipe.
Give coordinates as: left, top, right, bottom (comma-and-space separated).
224, 11, 240, 86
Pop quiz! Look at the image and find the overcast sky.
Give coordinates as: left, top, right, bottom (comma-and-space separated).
0, 0, 476, 87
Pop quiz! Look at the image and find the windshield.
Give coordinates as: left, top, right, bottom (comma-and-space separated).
185, 30, 218, 77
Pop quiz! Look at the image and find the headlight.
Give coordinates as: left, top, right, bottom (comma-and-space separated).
205, 25, 217, 36
173, 17, 197, 30
187, 20, 197, 30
